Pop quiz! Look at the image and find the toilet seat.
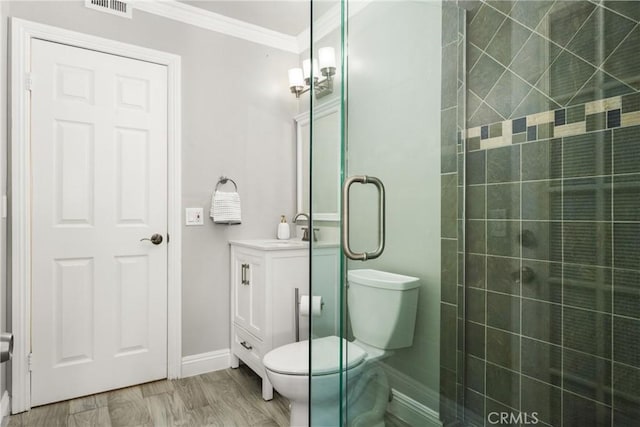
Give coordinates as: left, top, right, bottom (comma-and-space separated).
263, 335, 366, 376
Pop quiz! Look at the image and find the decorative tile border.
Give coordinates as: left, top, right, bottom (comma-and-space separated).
466, 92, 640, 151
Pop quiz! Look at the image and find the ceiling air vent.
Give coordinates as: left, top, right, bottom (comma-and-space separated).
85, 0, 132, 18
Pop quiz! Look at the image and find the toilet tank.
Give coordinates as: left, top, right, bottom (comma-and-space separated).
347, 269, 420, 350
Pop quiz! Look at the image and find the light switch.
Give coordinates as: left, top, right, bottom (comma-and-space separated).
185, 207, 204, 226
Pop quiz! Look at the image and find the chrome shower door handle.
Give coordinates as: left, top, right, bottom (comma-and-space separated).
341, 175, 386, 261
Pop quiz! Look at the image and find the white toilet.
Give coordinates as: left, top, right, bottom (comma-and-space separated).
263, 269, 420, 427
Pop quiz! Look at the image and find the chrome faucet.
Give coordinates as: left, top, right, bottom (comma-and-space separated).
293, 213, 318, 242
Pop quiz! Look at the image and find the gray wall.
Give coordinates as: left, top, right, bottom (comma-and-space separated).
1, 0, 299, 368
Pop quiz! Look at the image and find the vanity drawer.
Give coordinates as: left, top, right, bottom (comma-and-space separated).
233, 325, 265, 373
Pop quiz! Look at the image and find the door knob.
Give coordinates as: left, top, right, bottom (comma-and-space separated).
140, 233, 163, 245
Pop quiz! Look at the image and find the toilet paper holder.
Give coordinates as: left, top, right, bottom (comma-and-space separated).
294, 288, 324, 342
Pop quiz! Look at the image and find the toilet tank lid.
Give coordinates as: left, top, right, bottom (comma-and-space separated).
347, 269, 420, 290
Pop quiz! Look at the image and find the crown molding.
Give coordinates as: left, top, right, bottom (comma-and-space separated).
296, 1, 371, 53
132, 0, 299, 53
131, 1, 371, 56
296, 3, 339, 53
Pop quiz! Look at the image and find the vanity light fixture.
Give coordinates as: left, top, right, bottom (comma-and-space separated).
288, 47, 336, 98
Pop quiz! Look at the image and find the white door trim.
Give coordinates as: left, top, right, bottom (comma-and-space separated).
10, 17, 182, 413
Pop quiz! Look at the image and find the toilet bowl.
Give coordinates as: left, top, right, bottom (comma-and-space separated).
264, 336, 367, 426
263, 269, 420, 427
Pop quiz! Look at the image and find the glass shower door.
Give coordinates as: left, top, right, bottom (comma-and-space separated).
309, 0, 466, 426
309, 1, 640, 426
307, 0, 345, 425
340, 2, 453, 426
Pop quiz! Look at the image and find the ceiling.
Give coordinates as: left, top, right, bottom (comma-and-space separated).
179, 1, 334, 36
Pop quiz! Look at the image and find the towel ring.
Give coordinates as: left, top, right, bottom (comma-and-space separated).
215, 176, 238, 192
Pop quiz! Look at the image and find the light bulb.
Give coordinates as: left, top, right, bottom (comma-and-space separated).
303, 59, 320, 80
288, 68, 304, 88
319, 47, 336, 70
302, 59, 311, 79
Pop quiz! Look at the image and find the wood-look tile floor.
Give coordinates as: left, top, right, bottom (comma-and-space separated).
7, 366, 290, 427
7, 365, 414, 427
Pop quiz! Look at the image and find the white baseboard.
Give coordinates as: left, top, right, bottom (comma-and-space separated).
388, 388, 442, 427
181, 349, 231, 378
383, 364, 442, 427
0, 391, 10, 427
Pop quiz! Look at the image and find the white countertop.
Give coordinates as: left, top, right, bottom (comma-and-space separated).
229, 239, 338, 251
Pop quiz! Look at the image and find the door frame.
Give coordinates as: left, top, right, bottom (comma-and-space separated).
10, 18, 182, 413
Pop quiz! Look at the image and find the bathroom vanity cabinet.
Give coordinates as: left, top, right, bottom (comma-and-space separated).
229, 240, 309, 400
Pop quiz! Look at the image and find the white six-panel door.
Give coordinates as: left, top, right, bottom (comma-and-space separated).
30, 39, 168, 406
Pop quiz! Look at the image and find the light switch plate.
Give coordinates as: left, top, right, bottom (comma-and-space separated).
185, 207, 204, 226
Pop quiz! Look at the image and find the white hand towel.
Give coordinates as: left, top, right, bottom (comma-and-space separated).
211, 190, 242, 224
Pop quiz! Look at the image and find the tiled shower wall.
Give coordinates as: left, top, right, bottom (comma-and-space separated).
459, 1, 640, 427
466, 0, 639, 128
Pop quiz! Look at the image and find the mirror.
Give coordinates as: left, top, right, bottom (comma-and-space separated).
296, 99, 340, 221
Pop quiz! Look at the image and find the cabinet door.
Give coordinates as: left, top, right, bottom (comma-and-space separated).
232, 251, 265, 339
